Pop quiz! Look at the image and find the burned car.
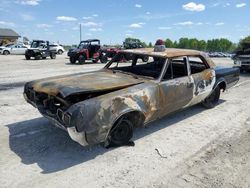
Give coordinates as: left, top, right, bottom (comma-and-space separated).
24, 47, 240, 147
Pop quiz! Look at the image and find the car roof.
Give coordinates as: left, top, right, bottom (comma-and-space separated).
121, 48, 203, 58
81, 39, 100, 43
121, 48, 215, 67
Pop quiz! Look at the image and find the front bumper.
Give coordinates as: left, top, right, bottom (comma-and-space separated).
23, 93, 89, 146
44, 114, 89, 146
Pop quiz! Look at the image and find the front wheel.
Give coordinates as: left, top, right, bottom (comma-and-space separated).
78, 55, 85, 64
70, 56, 76, 64
3, 50, 10, 55
106, 118, 133, 147
202, 86, 221, 109
50, 53, 56, 59
25, 55, 30, 60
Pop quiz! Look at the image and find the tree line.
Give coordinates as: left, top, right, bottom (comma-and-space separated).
125, 36, 250, 52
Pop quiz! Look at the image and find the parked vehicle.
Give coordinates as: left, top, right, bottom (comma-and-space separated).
25, 40, 56, 60
49, 43, 65, 55
24, 45, 240, 147
233, 42, 250, 72
99, 40, 148, 64
68, 39, 101, 64
0, 44, 28, 55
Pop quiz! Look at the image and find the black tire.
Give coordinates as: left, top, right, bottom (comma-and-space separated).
50, 53, 56, 59
35, 54, 41, 60
202, 86, 221, 109
93, 58, 99, 63
70, 56, 76, 64
25, 55, 30, 60
100, 54, 108, 64
42, 57, 46, 59
142, 56, 149, 62
78, 55, 85, 64
107, 118, 133, 147
3, 50, 10, 55
57, 49, 63, 55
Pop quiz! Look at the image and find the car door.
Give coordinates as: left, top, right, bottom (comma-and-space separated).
10, 45, 18, 54
19, 46, 27, 54
158, 56, 195, 117
188, 56, 216, 105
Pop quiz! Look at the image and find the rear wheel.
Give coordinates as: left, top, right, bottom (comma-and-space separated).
57, 49, 63, 55
100, 54, 108, 64
93, 58, 99, 63
202, 86, 221, 109
78, 55, 85, 64
3, 50, 10, 55
106, 118, 133, 147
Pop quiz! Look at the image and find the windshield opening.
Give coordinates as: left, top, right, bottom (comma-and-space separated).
78, 42, 88, 49
31, 41, 46, 48
105, 52, 166, 80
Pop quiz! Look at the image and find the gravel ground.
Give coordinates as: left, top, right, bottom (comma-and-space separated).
0, 54, 250, 188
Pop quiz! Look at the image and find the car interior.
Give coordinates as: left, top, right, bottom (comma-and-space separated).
108, 54, 209, 80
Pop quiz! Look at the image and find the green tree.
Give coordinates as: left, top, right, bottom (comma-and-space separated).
165, 39, 174, 48
238, 36, 250, 50
197, 40, 207, 51
177, 38, 190, 49
148, 42, 153, 47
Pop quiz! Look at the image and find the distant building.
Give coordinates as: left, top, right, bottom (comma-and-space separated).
0, 28, 21, 45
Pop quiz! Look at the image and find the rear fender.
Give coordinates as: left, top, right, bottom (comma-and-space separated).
213, 77, 227, 91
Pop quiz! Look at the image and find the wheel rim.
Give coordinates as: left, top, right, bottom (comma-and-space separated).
101, 56, 108, 63
207, 87, 220, 105
110, 120, 133, 145
79, 55, 85, 63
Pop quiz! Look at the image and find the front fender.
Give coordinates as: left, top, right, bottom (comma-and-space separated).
66, 87, 157, 144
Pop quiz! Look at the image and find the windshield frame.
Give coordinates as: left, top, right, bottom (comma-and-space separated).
104, 52, 168, 81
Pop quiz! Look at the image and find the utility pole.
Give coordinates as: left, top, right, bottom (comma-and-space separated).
80, 23, 82, 42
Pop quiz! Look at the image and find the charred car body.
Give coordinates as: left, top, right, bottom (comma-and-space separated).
25, 40, 56, 60
24, 47, 240, 147
68, 39, 101, 64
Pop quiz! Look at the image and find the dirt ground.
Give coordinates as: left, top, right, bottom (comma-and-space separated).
0, 54, 250, 188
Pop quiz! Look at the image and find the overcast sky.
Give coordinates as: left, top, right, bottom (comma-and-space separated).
0, 0, 249, 45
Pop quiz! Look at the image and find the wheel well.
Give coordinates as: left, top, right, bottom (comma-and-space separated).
114, 111, 145, 128
218, 81, 226, 91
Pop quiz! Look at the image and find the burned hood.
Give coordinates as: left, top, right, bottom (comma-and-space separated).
27, 70, 144, 98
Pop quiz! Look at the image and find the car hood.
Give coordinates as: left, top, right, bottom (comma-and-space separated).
27, 70, 144, 98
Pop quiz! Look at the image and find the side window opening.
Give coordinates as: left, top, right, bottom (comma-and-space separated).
163, 57, 188, 80
188, 56, 208, 74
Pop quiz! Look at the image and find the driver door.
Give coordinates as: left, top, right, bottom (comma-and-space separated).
158, 56, 194, 117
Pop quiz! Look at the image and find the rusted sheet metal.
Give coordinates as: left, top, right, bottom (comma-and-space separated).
30, 70, 144, 97
23, 49, 222, 146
